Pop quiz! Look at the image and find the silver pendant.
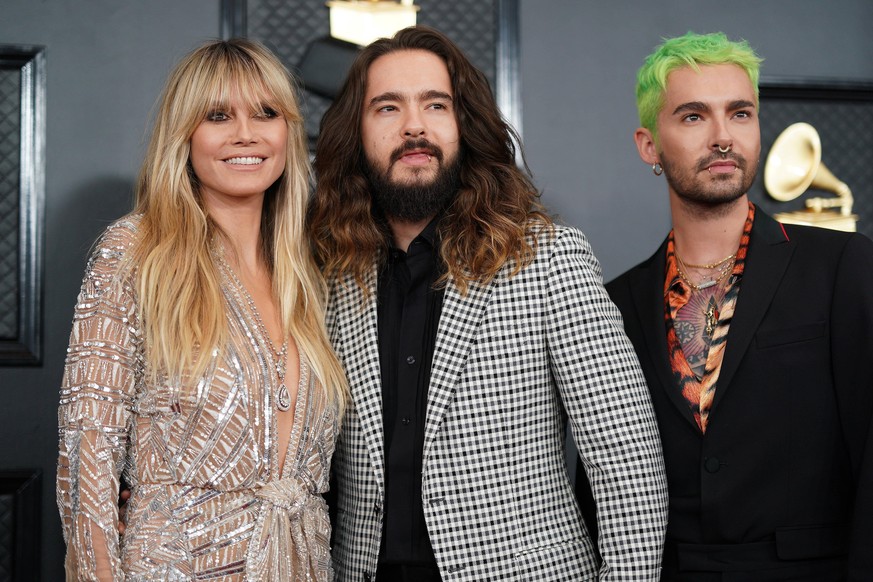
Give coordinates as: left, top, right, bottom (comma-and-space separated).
276, 384, 291, 411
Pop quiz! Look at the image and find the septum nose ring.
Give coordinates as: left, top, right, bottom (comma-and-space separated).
718, 144, 732, 158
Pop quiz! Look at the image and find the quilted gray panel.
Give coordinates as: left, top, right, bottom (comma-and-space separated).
0, 68, 21, 340
417, 0, 495, 88
751, 96, 873, 239
244, 0, 498, 144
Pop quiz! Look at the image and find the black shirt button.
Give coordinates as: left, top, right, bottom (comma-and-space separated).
406, 355, 416, 365
401, 417, 411, 426
704, 457, 721, 473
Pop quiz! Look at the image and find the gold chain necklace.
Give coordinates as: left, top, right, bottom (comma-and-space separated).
676, 252, 736, 270
676, 254, 735, 292
675, 254, 734, 339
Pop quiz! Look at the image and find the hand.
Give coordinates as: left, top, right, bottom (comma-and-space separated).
118, 488, 131, 535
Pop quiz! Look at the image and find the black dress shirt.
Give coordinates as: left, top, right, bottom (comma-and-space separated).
377, 218, 444, 567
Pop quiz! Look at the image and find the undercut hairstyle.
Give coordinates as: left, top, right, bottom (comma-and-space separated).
636, 31, 763, 141
132, 39, 346, 410
308, 26, 552, 294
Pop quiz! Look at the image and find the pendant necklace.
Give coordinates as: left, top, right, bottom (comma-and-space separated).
703, 300, 719, 337
268, 336, 291, 412
216, 249, 292, 412
676, 252, 734, 341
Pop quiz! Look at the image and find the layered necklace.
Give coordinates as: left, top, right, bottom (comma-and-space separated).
216, 250, 292, 412
675, 252, 735, 291
675, 251, 736, 337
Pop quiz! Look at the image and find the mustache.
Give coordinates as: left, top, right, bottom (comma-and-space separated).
390, 139, 444, 165
696, 152, 746, 172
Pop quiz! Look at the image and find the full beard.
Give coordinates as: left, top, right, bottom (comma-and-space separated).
662, 151, 758, 217
364, 139, 462, 222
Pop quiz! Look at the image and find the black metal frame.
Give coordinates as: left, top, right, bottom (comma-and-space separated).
220, 0, 248, 41
0, 470, 42, 581
759, 76, 873, 101
0, 45, 46, 366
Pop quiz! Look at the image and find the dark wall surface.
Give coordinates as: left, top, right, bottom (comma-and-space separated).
0, 2, 218, 579
0, 0, 871, 578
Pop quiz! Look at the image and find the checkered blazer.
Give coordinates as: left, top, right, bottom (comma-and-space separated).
327, 225, 668, 581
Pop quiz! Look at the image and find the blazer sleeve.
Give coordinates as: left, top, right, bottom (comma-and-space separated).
57, 222, 139, 581
832, 233, 873, 580
545, 227, 668, 581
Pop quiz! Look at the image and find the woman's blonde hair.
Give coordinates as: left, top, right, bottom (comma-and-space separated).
133, 38, 346, 411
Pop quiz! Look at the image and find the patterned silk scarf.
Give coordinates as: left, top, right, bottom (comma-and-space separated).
664, 203, 755, 433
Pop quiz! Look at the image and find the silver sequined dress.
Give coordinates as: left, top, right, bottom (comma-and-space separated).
57, 216, 338, 581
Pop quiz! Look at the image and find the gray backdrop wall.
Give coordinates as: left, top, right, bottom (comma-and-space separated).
0, 2, 219, 579
0, 1, 871, 578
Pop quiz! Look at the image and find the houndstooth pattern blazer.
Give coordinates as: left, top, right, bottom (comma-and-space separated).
327, 225, 668, 581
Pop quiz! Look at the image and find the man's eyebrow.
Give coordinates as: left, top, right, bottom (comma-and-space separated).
672, 101, 710, 115
421, 90, 452, 102
672, 99, 756, 116
367, 90, 453, 109
368, 91, 404, 108
729, 99, 756, 110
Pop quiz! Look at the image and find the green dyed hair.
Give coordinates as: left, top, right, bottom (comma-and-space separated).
636, 32, 763, 140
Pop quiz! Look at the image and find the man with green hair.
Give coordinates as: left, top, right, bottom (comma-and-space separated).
603, 31, 873, 579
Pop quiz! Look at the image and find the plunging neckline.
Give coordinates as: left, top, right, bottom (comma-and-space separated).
279, 353, 310, 479
214, 248, 308, 479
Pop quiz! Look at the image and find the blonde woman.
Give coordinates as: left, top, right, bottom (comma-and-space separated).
57, 39, 346, 581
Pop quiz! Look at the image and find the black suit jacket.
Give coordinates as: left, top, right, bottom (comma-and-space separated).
603, 210, 873, 579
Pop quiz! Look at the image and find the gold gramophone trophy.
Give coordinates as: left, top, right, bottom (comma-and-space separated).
764, 122, 858, 232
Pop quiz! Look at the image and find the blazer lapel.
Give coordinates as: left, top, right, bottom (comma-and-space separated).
334, 268, 386, 494
630, 242, 700, 431
712, 211, 794, 411
422, 272, 496, 463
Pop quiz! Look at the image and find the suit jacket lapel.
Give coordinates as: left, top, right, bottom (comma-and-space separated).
423, 272, 496, 463
712, 211, 794, 411
630, 241, 700, 431
335, 268, 386, 494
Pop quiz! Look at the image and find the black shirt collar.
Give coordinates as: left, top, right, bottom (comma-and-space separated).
387, 215, 441, 260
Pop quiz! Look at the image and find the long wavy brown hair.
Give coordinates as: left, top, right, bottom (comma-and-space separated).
308, 26, 552, 294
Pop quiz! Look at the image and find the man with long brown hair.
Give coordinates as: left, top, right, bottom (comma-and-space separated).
309, 26, 668, 581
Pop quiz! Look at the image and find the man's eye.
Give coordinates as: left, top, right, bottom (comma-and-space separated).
734, 110, 751, 119
684, 114, 701, 122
